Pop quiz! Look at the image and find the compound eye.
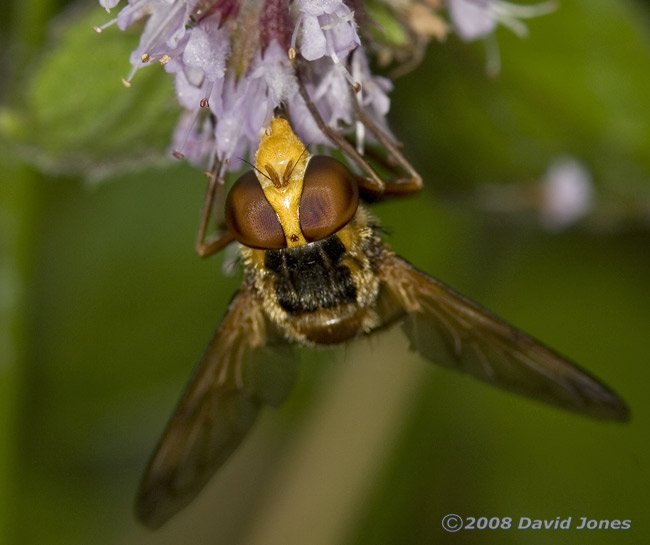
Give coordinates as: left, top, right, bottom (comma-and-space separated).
225, 171, 286, 249
299, 156, 359, 242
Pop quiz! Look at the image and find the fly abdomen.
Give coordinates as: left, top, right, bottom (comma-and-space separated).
264, 235, 357, 314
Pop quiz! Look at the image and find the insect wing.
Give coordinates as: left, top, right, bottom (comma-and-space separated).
136, 286, 298, 529
377, 254, 629, 421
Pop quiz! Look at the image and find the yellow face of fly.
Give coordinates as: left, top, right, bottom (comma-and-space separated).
254, 118, 309, 247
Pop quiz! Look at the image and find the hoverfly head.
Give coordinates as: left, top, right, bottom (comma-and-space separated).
225, 118, 359, 249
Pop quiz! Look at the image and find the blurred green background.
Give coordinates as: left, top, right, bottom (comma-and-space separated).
1, 1, 649, 544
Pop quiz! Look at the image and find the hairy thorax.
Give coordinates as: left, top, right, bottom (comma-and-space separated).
240, 207, 385, 345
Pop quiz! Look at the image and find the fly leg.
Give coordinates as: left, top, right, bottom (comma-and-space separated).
295, 57, 422, 200
347, 83, 423, 199
295, 63, 385, 194
196, 158, 235, 258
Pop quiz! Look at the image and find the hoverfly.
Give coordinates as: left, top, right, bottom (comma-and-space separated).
136, 116, 628, 529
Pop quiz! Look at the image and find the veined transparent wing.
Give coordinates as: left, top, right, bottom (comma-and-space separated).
377, 252, 629, 421
136, 284, 298, 529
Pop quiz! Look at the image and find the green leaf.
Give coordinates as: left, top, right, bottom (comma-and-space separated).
391, 0, 650, 203
3, 4, 179, 181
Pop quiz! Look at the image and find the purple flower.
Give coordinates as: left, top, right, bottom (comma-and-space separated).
99, 0, 121, 9
286, 48, 392, 147
448, 0, 497, 40
540, 156, 593, 231
96, 0, 395, 173
182, 18, 229, 83
95, 0, 553, 175
294, 0, 360, 61
448, 0, 557, 41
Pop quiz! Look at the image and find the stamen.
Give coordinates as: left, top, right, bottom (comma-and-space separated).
330, 51, 361, 92
484, 34, 501, 78
492, 0, 558, 19
124, 64, 138, 86
290, 13, 303, 54
172, 108, 203, 160
355, 116, 364, 156
124, 0, 187, 85
138, 52, 171, 67
496, 14, 530, 38
351, 53, 365, 155
93, 18, 118, 34
491, 0, 558, 38
206, 147, 220, 181
201, 80, 215, 109
140, 1, 187, 54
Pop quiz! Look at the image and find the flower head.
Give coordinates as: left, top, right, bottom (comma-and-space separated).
95, 1, 552, 180
96, 0, 395, 176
